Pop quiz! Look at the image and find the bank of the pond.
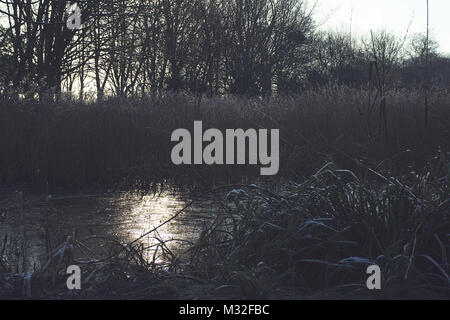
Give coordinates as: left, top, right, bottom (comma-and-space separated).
1, 156, 448, 300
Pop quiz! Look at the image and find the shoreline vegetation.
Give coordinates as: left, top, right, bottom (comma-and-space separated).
0, 154, 448, 299
0, 86, 449, 186
0, 88, 449, 299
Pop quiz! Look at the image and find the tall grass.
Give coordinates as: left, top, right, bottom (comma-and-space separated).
0, 86, 448, 187
180, 153, 449, 299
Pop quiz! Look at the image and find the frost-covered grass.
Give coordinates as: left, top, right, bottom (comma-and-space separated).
175, 153, 449, 299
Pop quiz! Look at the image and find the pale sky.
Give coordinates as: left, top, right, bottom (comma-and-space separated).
315, 0, 450, 54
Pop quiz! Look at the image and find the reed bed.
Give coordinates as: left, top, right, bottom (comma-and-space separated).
0, 86, 449, 186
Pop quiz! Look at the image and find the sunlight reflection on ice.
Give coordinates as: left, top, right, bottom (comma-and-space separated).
128, 193, 187, 259
0, 188, 215, 270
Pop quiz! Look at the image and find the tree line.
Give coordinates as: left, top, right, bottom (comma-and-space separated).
0, 0, 449, 100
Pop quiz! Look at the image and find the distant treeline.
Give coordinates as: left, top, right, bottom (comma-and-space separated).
0, 0, 449, 99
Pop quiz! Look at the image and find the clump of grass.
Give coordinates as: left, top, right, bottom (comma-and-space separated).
177, 151, 449, 299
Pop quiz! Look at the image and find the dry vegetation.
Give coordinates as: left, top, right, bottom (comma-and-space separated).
0, 86, 449, 186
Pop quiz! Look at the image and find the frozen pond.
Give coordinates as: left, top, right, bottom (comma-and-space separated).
0, 187, 218, 272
